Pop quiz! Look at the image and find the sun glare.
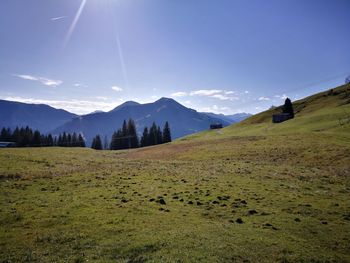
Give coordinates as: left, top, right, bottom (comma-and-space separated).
63, 0, 88, 48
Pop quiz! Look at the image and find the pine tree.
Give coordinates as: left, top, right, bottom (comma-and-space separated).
149, 122, 157, 145
23, 126, 33, 146
283, 98, 294, 118
58, 134, 63, 146
40, 135, 47, 146
162, 121, 171, 143
47, 134, 54, 146
72, 132, 78, 147
31, 130, 41, 146
91, 135, 102, 150
157, 126, 162, 144
67, 133, 72, 147
128, 119, 139, 148
0, 127, 9, 141
12, 127, 20, 144
62, 132, 67, 147
120, 120, 127, 148
110, 131, 117, 150
141, 127, 149, 147
78, 134, 85, 147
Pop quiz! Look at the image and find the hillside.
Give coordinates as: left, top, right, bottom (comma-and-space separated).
52, 98, 231, 146
1, 84, 349, 262
228, 83, 350, 136
173, 83, 350, 143
0, 100, 77, 132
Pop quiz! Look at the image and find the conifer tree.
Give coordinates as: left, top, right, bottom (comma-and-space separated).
283, 98, 294, 118
141, 127, 149, 147
128, 119, 139, 148
91, 135, 102, 150
12, 127, 20, 144
67, 133, 72, 147
162, 121, 172, 143
47, 134, 54, 146
157, 126, 163, 144
122, 120, 128, 148
40, 134, 47, 146
72, 132, 78, 147
62, 132, 67, 146
78, 134, 85, 147
32, 130, 41, 146
149, 122, 158, 145
0, 127, 10, 141
110, 131, 118, 150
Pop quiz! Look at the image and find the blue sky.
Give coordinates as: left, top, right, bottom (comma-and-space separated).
0, 0, 349, 114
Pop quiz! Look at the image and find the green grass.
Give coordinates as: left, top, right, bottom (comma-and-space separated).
1, 84, 350, 262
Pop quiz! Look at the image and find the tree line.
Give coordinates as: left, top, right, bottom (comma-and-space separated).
91, 119, 172, 150
1, 119, 171, 150
0, 126, 85, 147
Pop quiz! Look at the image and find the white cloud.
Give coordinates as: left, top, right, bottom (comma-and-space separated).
189, 89, 239, 101
51, 16, 66, 21
244, 90, 249, 94
111, 86, 123, 92
13, 74, 62, 87
14, 74, 37, 81
2, 96, 123, 115
190, 89, 222, 96
258, 96, 270, 101
171, 91, 187, 97
212, 94, 239, 101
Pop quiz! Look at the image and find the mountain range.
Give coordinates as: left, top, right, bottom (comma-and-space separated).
0, 99, 77, 132
0, 98, 251, 145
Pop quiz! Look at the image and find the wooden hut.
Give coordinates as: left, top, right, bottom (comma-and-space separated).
272, 113, 291, 123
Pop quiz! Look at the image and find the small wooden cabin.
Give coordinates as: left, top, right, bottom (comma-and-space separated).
210, 123, 223, 129
272, 113, 291, 123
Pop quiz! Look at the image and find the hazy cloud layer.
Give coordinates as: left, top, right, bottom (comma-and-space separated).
171, 89, 239, 101
2, 96, 122, 115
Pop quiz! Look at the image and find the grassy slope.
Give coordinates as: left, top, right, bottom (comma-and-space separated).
1, 84, 350, 262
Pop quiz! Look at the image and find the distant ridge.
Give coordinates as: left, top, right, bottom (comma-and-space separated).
202, 112, 252, 124
0, 97, 252, 146
51, 97, 232, 146
0, 99, 77, 132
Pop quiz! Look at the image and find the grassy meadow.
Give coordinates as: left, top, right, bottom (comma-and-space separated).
1, 84, 350, 262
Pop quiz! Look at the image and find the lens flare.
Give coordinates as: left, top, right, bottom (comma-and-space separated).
63, 0, 87, 48
116, 33, 129, 88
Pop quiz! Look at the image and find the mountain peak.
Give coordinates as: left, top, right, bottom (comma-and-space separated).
110, 101, 140, 112
155, 97, 176, 103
